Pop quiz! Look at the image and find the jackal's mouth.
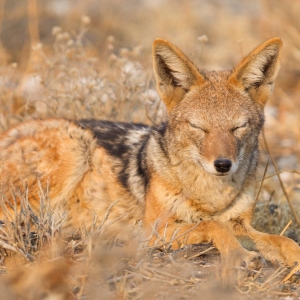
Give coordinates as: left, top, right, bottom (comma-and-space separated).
213, 173, 230, 177
195, 157, 233, 177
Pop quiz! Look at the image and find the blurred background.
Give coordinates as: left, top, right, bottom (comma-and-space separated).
0, 0, 299, 232
1, 0, 299, 72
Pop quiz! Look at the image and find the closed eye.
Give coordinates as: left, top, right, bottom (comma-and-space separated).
232, 122, 248, 132
189, 123, 207, 132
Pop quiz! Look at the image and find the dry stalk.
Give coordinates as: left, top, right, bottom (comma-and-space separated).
106, 273, 135, 284
280, 220, 293, 236
187, 246, 216, 260
282, 262, 300, 283
255, 158, 269, 204
97, 199, 120, 231
147, 222, 201, 250
0, 240, 17, 253
262, 130, 300, 227
126, 270, 172, 284
146, 266, 195, 284
256, 169, 300, 181
259, 265, 287, 289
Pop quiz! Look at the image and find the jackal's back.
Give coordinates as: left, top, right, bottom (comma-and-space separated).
0, 118, 153, 232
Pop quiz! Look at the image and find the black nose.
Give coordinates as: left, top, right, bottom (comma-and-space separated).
214, 158, 232, 173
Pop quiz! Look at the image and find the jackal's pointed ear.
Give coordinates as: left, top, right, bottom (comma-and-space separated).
153, 38, 206, 112
229, 38, 282, 107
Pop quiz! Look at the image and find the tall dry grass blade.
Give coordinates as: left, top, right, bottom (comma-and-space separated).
282, 262, 300, 283
0, 240, 17, 253
259, 265, 287, 289
147, 222, 200, 249
187, 246, 215, 260
255, 158, 269, 204
262, 130, 300, 227
97, 199, 120, 231
257, 169, 300, 181
280, 220, 292, 236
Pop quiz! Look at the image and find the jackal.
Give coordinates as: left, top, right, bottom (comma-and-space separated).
0, 38, 299, 267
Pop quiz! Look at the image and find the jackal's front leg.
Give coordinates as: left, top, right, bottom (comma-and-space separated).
145, 217, 262, 269
144, 187, 262, 268
230, 212, 300, 267
242, 226, 300, 267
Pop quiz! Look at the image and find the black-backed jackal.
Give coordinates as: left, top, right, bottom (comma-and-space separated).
0, 37, 300, 268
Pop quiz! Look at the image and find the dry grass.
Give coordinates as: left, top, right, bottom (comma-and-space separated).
0, 0, 300, 299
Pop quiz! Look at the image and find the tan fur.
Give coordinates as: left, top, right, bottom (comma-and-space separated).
0, 38, 300, 269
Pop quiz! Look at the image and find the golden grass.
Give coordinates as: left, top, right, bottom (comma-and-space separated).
0, 0, 300, 299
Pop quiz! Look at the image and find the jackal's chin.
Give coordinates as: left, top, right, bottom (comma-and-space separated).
211, 173, 230, 177
206, 170, 233, 177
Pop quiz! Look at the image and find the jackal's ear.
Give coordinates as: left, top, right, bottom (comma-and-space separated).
229, 38, 282, 107
153, 38, 206, 111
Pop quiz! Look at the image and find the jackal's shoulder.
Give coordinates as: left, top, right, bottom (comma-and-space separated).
74, 119, 168, 194
75, 119, 152, 157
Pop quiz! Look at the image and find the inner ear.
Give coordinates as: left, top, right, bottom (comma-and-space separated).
229, 38, 282, 106
155, 53, 189, 92
153, 38, 206, 111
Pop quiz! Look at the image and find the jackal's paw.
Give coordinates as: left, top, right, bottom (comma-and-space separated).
231, 249, 265, 270
221, 249, 264, 283
264, 235, 300, 267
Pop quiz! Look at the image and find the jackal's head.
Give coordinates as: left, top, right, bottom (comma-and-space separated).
153, 38, 282, 176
